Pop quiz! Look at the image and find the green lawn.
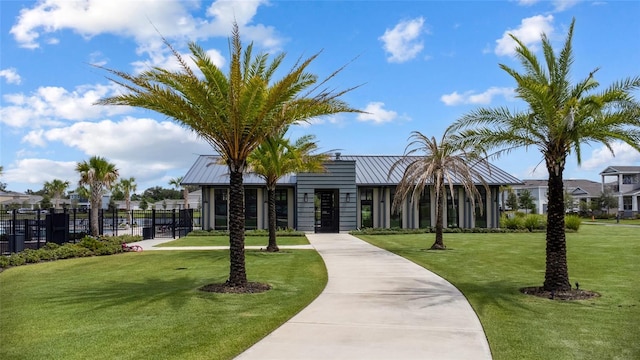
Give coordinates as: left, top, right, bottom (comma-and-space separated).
358, 224, 640, 360
584, 218, 640, 226
0, 250, 326, 360
155, 235, 310, 247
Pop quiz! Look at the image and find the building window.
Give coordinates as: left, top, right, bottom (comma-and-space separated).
419, 189, 431, 228
245, 189, 257, 230
623, 196, 633, 211
214, 189, 228, 230
360, 188, 373, 228
474, 187, 487, 228
622, 174, 639, 184
275, 189, 288, 229
447, 190, 459, 228
390, 188, 402, 228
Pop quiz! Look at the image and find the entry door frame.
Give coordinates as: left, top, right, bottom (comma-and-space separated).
314, 189, 339, 233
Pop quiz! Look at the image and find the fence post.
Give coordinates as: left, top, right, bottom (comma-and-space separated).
172, 209, 176, 239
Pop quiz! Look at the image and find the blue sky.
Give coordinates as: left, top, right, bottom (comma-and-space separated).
1, 0, 639, 194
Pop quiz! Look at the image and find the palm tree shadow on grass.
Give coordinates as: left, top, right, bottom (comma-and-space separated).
50, 275, 214, 312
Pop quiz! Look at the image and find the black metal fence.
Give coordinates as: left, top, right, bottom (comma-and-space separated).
0, 208, 198, 254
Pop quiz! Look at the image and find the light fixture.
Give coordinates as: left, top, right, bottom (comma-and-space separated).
303, 193, 308, 202
346, 193, 351, 202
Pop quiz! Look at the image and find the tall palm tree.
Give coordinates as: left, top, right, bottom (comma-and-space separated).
96, 24, 358, 287
390, 130, 489, 250
449, 19, 640, 291
43, 179, 70, 209
76, 156, 119, 236
248, 129, 331, 252
114, 177, 137, 225
499, 184, 513, 212
169, 176, 188, 210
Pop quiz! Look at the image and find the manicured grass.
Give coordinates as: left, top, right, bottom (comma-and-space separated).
584, 218, 640, 226
358, 224, 640, 360
155, 235, 310, 247
0, 250, 327, 360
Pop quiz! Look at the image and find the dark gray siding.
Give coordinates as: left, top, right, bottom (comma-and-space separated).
296, 160, 357, 232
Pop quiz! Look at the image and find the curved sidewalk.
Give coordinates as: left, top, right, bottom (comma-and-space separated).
236, 233, 492, 360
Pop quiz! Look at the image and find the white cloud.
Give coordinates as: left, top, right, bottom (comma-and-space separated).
495, 15, 554, 56
552, 0, 580, 12
379, 17, 426, 63
517, 0, 539, 5
131, 48, 225, 74
580, 142, 640, 171
357, 102, 399, 124
440, 87, 515, 106
16, 117, 212, 189
519, 164, 548, 179
0, 83, 128, 128
2, 159, 78, 189
0, 68, 22, 84
9, 0, 281, 55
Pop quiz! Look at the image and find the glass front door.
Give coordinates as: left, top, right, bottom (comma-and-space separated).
315, 190, 339, 233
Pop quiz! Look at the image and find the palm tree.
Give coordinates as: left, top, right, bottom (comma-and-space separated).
96, 24, 358, 288
449, 19, 640, 291
248, 129, 331, 252
114, 177, 137, 225
169, 176, 188, 210
43, 179, 70, 209
499, 184, 513, 212
76, 156, 119, 236
390, 130, 489, 250
0, 165, 7, 192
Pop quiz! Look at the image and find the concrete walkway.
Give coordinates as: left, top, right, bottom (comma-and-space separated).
237, 233, 492, 360
129, 234, 492, 359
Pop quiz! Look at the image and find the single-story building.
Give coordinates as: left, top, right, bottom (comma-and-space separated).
182, 154, 522, 233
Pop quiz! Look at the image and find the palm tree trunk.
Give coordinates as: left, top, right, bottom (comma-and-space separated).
431, 187, 445, 250
266, 186, 279, 252
543, 163, 571, 291
183, 188, 189, 209
227, 166, 247, 287
90, 186, 101, 236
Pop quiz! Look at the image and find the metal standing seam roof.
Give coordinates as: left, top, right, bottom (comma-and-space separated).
182, 154, 522, 186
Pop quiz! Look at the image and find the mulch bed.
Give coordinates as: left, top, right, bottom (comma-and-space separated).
520, 286, 599, 301
199, 282, 271, 294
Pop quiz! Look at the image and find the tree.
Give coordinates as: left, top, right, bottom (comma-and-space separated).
506, 191, 519, 212
76, 156, 119, 236
594, 190, 618, 215
248, 129, 331, 252
518, 189, 536, 214
169, 176, 188, 210
390, 130, 489, 250
449, 19, 640, 291
139, 197, 149, 211
114, 177, 137, 225
0, 165, 6, 192
499, 184, 513, 212
43, 179, 70, 209
564, 191, 575, 213
96, 24, 359, 288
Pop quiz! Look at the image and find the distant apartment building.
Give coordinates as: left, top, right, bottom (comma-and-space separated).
600, 166, 640, 217
510, 179, 602, 214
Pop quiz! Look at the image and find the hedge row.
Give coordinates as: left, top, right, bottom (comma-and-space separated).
0, 235, 143, 269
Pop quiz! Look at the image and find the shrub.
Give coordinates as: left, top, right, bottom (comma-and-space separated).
501, 214, 525, 230
21, 249, 42, 264
524, 214, 546, 232
565, 215, 582, 231
8, 253, 26, 267
0, 256, 9, 268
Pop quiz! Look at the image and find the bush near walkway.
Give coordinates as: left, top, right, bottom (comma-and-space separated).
0, 235, 141, 269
